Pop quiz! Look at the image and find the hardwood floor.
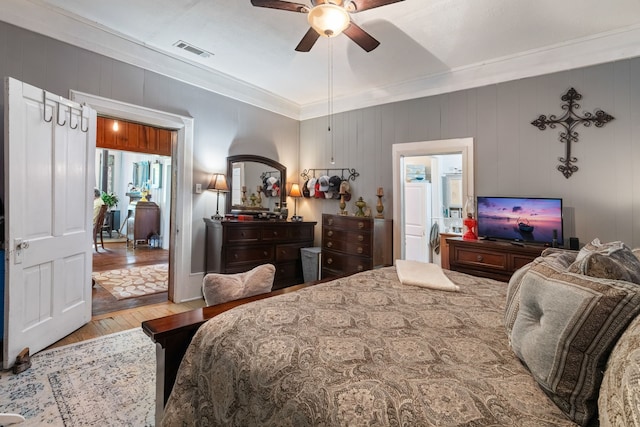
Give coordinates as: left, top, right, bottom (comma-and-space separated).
46, 240, 206, 350
92, 240, 170, 315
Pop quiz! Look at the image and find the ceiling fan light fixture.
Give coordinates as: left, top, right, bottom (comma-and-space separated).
308, 4, 350, 37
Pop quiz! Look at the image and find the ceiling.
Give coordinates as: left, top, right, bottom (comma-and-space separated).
3, 0, 640, 120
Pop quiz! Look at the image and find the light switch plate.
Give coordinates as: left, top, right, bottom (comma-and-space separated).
195, 183, 202, 193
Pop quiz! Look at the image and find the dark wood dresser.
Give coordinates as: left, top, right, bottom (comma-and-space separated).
321, 214, 393, 279
447, 237, 545, 282
203, 218, 316, 290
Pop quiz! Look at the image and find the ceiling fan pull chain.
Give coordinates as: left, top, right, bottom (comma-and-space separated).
328, 38, 336, 164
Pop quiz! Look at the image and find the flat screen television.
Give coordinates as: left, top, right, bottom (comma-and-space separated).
476, 196, 563, 246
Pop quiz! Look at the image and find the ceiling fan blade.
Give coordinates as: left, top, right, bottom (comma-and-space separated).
295, 27, 321, 52
250, 0, 308, 13
347, 0, 404, 13
343, 22, 380, 52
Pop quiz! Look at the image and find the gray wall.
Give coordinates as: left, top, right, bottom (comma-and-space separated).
0, 22, 300, 273
3, 19, 638, 257
300, 58, 640, 248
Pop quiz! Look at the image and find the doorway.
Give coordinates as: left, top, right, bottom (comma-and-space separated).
392, 138, 475, 265
71, 90, 196, 303
93, 146, 171, 315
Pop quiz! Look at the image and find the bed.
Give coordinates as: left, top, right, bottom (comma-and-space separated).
160, 267, 577, 426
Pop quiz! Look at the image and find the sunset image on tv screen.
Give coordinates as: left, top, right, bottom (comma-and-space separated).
477, 197, 563, 243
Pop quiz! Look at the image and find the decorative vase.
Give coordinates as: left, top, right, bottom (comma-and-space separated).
355, 197, 366, 217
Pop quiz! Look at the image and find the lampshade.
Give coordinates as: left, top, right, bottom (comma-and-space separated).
289, 183, 302, 198
208, 173, 228, 191
307, 4, 350, 37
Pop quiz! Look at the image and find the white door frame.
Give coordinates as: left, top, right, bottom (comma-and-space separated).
70, 91, 197, 302
392, 138, 474, 262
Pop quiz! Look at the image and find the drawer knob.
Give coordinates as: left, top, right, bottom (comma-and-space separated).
357, 247, 363, 254
357, 235, 364, 242
327, 230, 333, 237
328, 219, 333, 225
357, 265, 363, 271
264, 251, 269, 257
240, 232, 245, 237
327, 257, 333, 265
358, 222, 364, 229
327, 242, 333, 248
476, 255, 483, 262
273, 231, 278, 236
281, 250, 286, 255
234, 254, 238, 259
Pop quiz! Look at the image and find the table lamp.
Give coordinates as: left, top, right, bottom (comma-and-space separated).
289, 183, 302, 221
208, 173, 229, 220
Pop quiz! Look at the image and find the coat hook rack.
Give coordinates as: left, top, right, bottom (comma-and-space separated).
41, 90, 89, 133
300, 168, 359, 182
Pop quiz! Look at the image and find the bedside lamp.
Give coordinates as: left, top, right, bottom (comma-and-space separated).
208, 173, 229, 220
289, 183, 302, 221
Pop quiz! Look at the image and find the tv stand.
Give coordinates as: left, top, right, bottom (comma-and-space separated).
447, 237, 545, 282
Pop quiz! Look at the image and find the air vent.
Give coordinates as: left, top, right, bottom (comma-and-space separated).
173, 40, 213, 58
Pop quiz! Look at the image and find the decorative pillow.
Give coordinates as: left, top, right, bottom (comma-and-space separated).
509, 261, 640, 426
504, 249, 577, 337
568, 238, 640, 284
202, 264, 275, 306
598, 313, 640, 427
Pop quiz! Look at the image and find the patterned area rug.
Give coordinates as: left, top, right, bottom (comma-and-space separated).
93, 263, 168, 300
0, 328, 155, 426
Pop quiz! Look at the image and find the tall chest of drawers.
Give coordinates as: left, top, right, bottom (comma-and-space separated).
204, 219, 316, 290
321, 214, 393, 279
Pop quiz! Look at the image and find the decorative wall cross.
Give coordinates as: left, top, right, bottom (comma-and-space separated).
531, 87, 614, 178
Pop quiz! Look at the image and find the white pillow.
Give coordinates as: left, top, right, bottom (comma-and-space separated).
202, 264, 275, 306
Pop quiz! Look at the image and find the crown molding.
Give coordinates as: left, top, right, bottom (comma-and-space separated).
299, 24, 640, 120
4, 1, 640, 122
1, 0, 302, 119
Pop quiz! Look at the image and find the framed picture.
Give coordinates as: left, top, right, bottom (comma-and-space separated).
150, 162, 162, 189
443, 173, 462, 208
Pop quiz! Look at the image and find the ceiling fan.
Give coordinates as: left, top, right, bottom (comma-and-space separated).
250, 0, 405, 52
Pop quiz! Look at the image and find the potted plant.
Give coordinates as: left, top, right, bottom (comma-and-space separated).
101, 192, 119, 210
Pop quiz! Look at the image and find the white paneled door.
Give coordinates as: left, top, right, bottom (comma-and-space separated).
404, 182, 431, 262
3, 78, 96, 368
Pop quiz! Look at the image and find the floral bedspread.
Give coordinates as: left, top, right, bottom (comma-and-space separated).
162, 267, 576, 426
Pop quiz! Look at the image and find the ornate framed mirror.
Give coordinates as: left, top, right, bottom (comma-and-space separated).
225, 155, 287, 214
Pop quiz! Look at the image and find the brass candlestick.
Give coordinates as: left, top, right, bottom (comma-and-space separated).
339, 193, 347, 215
375, 187, 384, 218
376, 194, 384, 218
256, 186, 262, 207
241, 186, 247, 206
